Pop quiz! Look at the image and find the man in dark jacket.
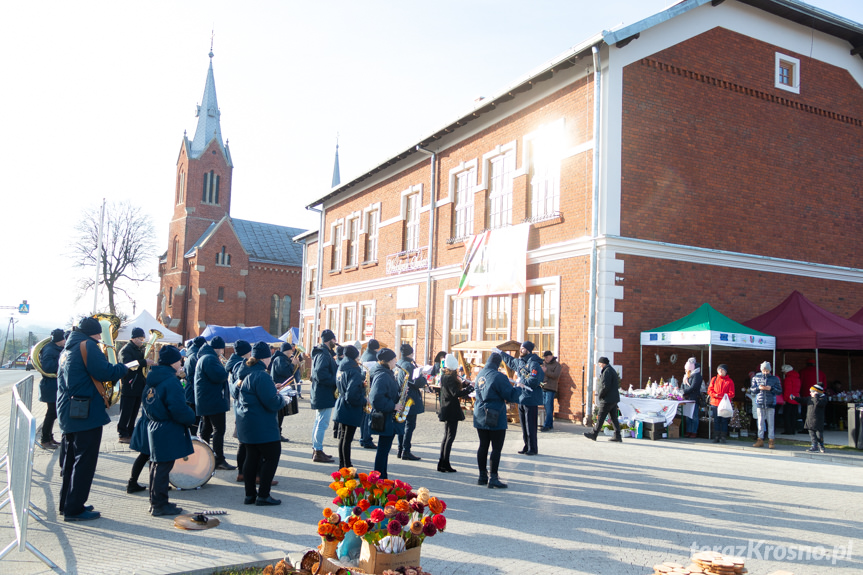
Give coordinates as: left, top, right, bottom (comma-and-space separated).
57, 317, 129, 521
117, 327, 154, 443
37, 328, 66, 450
183, 336, 206, 432
583, 356, 622, 442
540, 351, 561, 432
310, 329, 338, 463
361, 339, 380, 363
358, 339, 379, 449
500, 341, 544, 455
270, 342, 298, 442
395, 343, 428, 461
194, 336, 234, 469
750, 361, 783, 449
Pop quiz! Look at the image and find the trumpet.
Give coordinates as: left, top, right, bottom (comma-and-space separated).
93, 313, 122, 406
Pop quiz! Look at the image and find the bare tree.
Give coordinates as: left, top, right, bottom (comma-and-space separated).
71, 201, 157, 316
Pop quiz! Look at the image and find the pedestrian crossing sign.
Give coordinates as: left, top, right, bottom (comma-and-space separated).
18, 301, 29, 314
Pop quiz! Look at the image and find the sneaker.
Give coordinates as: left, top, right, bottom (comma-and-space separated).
818, 445, 826, 453
806, 446, 819, 452
61, 504, 94, 515
64, 510, 101, 522
39, 440, 59, 450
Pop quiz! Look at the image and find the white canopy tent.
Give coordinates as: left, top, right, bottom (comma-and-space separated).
117, 309, 183, 343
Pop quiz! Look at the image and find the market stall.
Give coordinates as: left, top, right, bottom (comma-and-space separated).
450, 340, 523, 422
618, 396, 696, 427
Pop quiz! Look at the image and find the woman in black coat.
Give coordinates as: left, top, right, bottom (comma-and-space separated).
437, 354, 473, 472
333, 345, 365, 469
368, 348, 403, 479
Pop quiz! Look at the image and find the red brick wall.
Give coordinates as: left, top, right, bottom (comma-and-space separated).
621, 27, 863, 268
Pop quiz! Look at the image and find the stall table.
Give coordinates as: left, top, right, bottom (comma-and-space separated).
618, 396, 696, 428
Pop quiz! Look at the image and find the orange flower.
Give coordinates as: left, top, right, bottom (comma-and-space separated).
358, 473, 369, 482
373, 489, 383, 498
428, 497, 443, 515
410, 520, 424, 535
383, 505, 397, 518
323, 508, 333, 518
358, 499, 371, 511
341, 522, 351, 532
352, 520, 369, 537
339, 467, 351, 478
329, 482, 341, 491
395, 500, 411, 513
395, 489, 406, 498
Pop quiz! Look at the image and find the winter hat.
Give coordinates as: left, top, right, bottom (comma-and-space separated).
51, 328, 65, 343
321, 329, 337, 343
400, 343, 414, 357
806, 359, 816, 366
78, 317, 102, 336
234, 340, 251, 356
811, 383, 824, 393
760, 361, 772, 372
377, 348, 396, 363
280, 342, 293, 352
159, 345, 183, 366
131, 327, 146, 339
210, 336, 226, 350
444, 353, 459, 371
64, 330, 71, 340
781, 364, 793, 373
345, 345, 359, 361
193, 336, 207, 347
485, 352, 502, 369
336, 345, 345, 357
684, 357, 696, 371
367, 339, 380, 351
543, 350, 555, 358
521, 341, 535, 353
352, 341, 362, 353
597, 356, 610, 365
718, 364, 729, 372
252, 341, 271, 359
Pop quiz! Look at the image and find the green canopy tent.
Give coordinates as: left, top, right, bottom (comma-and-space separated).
640, 303, 776, 386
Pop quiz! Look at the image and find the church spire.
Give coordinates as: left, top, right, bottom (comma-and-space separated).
190, 46, 225, 158
331, 136, 341, 188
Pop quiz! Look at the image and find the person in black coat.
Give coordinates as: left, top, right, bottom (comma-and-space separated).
270, 342, 298, 442
499, 341, 544, 455
183, 336, 206, 433
473, 351, 523, 488
359, 339, 380, 449
310, 329, 339, 463
117, 327, 155, 442
194, 336, 234, 470
681, 357, 703, 438
37, 328, 65, 450
141, 345, 196, 516
583, 357, 622, 442
333, 345, 365, 469
368, 348, 403, 479
437, 354, 473, 473
232, 342, 286, 506
57, 317, 129, 521
792, 383, 827, 453
394, 343, 428, 461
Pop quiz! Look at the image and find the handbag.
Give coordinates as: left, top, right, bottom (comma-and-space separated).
475, 404, 500, 428
70, 396, 90, 419
369, 410, 386, 432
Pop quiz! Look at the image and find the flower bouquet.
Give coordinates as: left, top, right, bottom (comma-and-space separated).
317, 507, 350, 558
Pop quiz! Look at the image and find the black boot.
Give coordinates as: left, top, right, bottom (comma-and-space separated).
583, 431, 598, 441
437, 460, 447, 473
488, 474, 508, 489
477, 472, 488, 486
609, 432, 623, 443
126, 479, 147, 494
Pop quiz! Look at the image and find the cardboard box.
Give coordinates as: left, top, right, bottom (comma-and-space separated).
643, 421, 666, 440
359, 540, 422, 574
667, 417, 681, 439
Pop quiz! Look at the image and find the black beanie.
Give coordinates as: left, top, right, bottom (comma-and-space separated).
78, 317, 102, 336
521, 341, 535, 353
280, 342, 293, 352
321, 329, 336, 343
159, 345, 183, 366
345, 345, 359, 360
377, 348, 396, 362
486, 353, 502, 369
51, 328, 65, 343
193, 336, 207, 347
210, 336, 226, 350
336, 345, 345, 357
234, 340, 251, 356
597, 356, 610, 365
252, 341, 271, 359
131, 327, 145, 339
367, 339, 380, 351
400, 343, 413, 357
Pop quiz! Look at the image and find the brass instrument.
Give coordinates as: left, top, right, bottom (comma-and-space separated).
93, 313, 122, 405
143, 329, 163, 375
394, 364, 414, 423
363, 366, 372, 414
30, 336, 56, 378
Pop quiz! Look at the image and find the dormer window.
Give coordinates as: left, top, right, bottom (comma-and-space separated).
202, 170, 220, 204
216, 246, 231, 266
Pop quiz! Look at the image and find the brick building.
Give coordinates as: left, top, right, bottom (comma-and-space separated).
157, 51, 306, 340
301, 0, 863, 422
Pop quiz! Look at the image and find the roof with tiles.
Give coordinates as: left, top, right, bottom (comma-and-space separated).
231, 218, 306, 266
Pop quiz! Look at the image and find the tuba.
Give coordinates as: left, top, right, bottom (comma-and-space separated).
30, 336, 56, 378
143, 329, 162, 375
93, 313, 122, 405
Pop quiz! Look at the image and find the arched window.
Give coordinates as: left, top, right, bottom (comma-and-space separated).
176, 171, 185, 205
172, 236, 179, 268
216, 246, 231, 266
202, 170, 220, 204
279, 295, 292, 335
269, 295, 280, 335
168, 286, 173, 307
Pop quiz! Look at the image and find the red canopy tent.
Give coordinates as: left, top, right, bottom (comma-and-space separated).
745, 291, 863, 387
849, 307, 863, 326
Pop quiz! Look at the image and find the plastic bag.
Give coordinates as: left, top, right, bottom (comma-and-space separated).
717, 394, 733, 419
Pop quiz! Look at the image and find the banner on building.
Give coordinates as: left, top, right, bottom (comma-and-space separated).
457, 223, 530, 297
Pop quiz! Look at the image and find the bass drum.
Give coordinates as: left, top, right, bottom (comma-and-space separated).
170, 438, 216, 490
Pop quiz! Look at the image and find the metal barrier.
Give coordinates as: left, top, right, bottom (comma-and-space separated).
0, 377, 55, 568
0, 374, 35, 503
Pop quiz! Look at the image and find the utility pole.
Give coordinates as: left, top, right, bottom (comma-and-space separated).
92, 198, 106, 314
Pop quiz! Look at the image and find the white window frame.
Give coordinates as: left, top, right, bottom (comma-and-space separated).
441, 289, 474, 352
395, 319, 417, 356
402, 188, 422, 251
346, 215, 360, 267
482, 142, 517, 229
516, 276, 561, 356
341, 302, 357, 344
447, 160, 478, 239
326, 306, 339, 336
363, 207, 380, 263
775, 53, 800, 94
523, 119, 565, 220
480, 294, 512, 342
330, 220, 344, 271
358, 299, 376, 341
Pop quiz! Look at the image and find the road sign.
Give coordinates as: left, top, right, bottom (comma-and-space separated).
18, 301, 29, 314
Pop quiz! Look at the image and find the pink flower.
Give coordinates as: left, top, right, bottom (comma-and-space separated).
331, 471, 342, 481
369, 508, 385, 523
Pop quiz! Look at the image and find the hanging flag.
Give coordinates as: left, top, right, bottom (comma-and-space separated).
457, 223, 530, 297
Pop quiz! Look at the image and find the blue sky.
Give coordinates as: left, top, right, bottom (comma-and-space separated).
2, 0, 862, 330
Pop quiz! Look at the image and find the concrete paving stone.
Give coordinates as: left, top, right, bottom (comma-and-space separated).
1, 379, 862, 574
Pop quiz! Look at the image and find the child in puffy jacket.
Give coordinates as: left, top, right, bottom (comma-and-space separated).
792, 383, 827, 453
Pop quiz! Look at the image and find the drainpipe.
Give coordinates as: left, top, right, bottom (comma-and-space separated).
307, 205, 325, 345
585, 44, 602, 425
293, 234, 308, 346
416, 145, 437, 365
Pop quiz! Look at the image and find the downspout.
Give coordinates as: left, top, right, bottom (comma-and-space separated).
585, 44, 602, 425
307, 205, 325, 345
293, 235, 308, 346
416, 145, 437, 365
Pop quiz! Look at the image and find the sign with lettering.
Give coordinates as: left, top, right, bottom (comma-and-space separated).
385, 247, 429, 275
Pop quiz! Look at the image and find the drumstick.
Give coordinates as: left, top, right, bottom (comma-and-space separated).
190, 509, 227, 515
